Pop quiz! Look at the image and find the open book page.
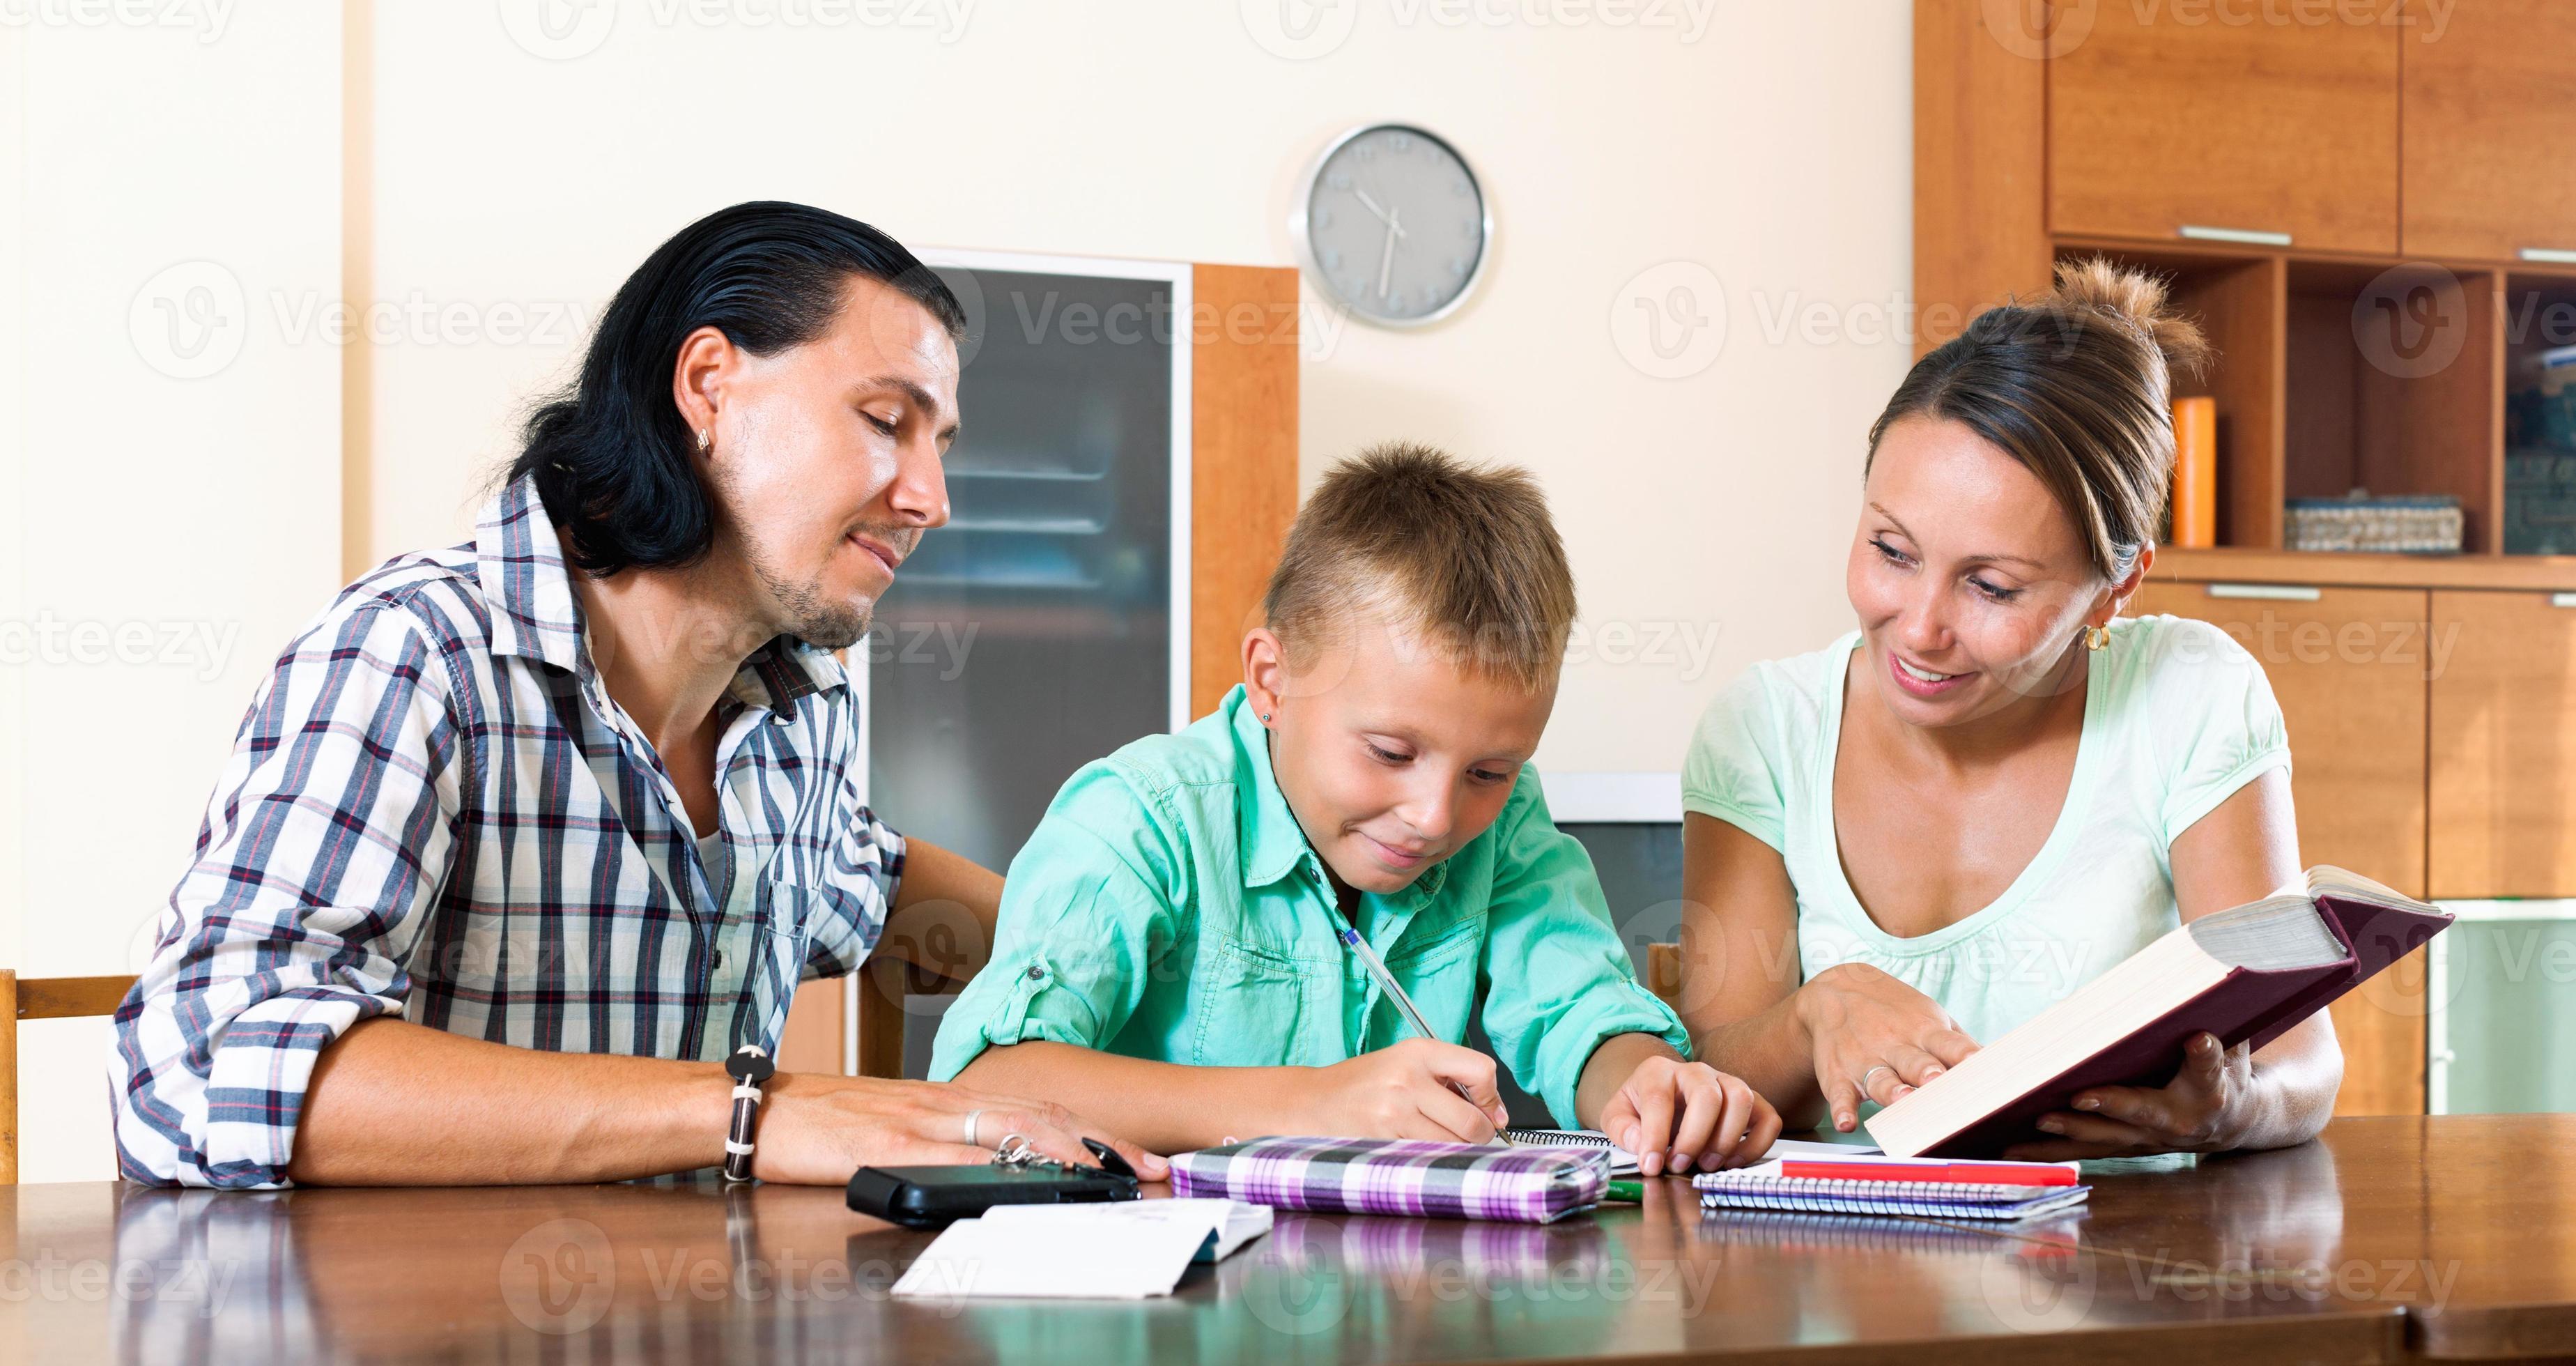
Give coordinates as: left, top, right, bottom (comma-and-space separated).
2304, 863, 2439, 913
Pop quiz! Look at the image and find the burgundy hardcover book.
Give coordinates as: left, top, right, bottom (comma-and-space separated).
1866, 866, 2451, 1159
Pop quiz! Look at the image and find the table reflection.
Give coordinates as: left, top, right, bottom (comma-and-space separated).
83, 1132, 2374, 1365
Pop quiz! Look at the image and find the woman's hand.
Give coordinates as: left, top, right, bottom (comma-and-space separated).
1309, 1038, 1513, 1142
1796, 962, 1982, 1133
751, 1071, 1169, 1185
2002, 1031, 2256, 1160
1598, 1056, 1782, 1176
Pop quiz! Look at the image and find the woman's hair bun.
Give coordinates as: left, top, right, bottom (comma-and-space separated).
2044, 255, 2214, 385
1866, 254, 2219, 583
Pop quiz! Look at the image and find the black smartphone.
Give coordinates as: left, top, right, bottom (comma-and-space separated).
847, 1141, 1142, 1229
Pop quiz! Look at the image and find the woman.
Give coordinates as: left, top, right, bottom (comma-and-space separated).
1679, 259, 2339, 1161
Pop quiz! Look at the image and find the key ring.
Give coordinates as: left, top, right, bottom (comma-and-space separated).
987, 1134, 1143, 1184
989, 1134, 1047, 1168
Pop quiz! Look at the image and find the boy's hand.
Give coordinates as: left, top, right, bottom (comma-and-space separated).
1312, 1038, 1512, 1142
1599, 1056, 1782, 1176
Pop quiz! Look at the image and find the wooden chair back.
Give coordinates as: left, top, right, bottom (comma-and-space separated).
853, 958, 972, 1080
1645, 942, 1683, 1012
0, 970, 139, 1185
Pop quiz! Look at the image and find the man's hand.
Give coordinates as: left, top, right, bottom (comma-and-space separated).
750, 1071, 1169, 1185
1304, 1038, 1511, 1143
1598, 1054, 1782, 1176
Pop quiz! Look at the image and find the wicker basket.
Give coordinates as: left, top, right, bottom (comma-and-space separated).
2283, 494, 2464, 555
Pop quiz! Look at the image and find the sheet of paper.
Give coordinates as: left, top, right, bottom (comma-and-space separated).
984, 1198, 1274, 1262
890, 1200, 1272, 1300
1757, 1137, 1885, 1160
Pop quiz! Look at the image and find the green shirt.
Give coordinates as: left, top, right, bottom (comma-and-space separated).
927, 686, 1688, 1124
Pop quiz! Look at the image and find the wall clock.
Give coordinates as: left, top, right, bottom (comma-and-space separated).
1292, 123, 1491, 328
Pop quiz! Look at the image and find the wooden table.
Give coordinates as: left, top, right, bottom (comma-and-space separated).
7, 1115, 2573, 1363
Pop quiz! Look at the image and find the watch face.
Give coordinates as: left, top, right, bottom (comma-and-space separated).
1298, 125, 1489, 325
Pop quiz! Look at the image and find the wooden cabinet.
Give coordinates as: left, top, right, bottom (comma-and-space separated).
2131, 583, 2431, 895
2047, 4, 2398, 254
2131, 581, 2430, 1116
2402, 0, 2576, 263
2430, 590, 2576, 898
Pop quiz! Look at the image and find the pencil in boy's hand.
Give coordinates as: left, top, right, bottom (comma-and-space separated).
1334, 926, 1513, 1144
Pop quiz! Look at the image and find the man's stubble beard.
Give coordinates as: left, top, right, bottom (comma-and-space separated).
742, 523, 923, 651
749, 546, 872, 650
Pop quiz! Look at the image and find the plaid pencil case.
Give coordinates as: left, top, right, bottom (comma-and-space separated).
1169, 1137, 1611, 1224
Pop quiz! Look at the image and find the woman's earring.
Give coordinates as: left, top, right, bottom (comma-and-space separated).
696, 427, 712, 455
2084, 622, 2111, 652
1260, 713, 1272, 724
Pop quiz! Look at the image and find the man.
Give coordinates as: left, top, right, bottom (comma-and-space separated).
112, 201, 1162, 1188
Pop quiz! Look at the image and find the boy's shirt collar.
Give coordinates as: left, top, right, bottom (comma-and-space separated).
1224, 686, 1449, 907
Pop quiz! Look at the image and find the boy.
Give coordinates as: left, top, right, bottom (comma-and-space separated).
930, 444, 1781, 1176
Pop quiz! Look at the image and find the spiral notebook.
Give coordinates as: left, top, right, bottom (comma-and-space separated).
1502, 1128, 1640, 1176
1695, 1155, 2089, 1221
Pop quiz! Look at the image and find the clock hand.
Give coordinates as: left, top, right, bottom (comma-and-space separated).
1377, 213, 1400, 300
1355, 186, 1395, 226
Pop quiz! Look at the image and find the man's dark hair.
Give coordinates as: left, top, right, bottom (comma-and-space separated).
509, 200, 968, 576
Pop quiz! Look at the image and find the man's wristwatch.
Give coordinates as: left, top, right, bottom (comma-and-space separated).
722, 1044, 776, 1183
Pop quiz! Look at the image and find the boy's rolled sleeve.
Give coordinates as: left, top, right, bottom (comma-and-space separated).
1476, 769, 1690, 1126
927, 766, 1181, 1081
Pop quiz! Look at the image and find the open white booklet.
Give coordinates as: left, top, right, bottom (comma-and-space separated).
890, 1199, 1273, 1300
1502, 1129, 1880, 1173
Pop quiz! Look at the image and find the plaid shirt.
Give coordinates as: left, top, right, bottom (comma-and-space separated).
111, 476, 902, 1188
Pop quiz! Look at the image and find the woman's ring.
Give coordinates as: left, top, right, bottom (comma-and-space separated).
964, 1110, 984, 1148
1859, 1065, 1897, 1099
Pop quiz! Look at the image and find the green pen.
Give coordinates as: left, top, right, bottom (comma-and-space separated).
1604, 1180, 1645, 1203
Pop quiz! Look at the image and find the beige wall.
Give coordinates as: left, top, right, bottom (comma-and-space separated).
3, 5, 346, 1183
362, 1, 1911, 770
5, 0, 1912, 1181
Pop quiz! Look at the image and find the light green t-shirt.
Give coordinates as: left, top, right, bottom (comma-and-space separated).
1680, 614, 2292, 1046
929, 685, 1688, 1125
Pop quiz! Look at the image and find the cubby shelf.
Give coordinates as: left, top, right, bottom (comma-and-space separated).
2150, 546, 2576, 594
2050, 238, 2576, 581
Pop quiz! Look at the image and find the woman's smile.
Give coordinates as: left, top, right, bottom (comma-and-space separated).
1886, 647, 1973, 699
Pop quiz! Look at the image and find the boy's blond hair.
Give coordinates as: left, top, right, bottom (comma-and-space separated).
1260, 443, 1577, 691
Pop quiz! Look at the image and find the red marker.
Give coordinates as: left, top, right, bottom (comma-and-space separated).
1779, 1160, 2080, 1188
